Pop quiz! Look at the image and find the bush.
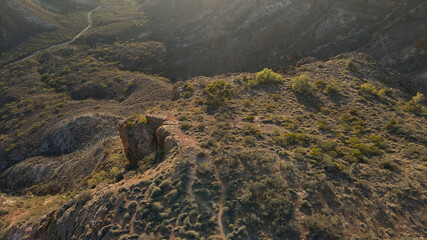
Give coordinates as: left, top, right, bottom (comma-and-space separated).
345, 59, 356, 71
248, 68, 282, 87
273, 133, 297, 146
245, 115, 255, 122
76, 190, 91, 204
377, 88, 386, 98
404, 92, 424, 115
413, 92, 425, 103
124, 114, 147, 129
292, 74, 314, 94
243, 136, 256, 147
381, 160, 400, 172
205, 79, 234, 107
360, 83, 377, 95
324, 84, 339, 94
369, 134, 387, 149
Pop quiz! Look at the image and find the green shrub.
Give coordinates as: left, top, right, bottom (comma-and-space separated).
183, 82, 194, 91
317, 119, 332, 131
317, 140, 337, 152
404, 92, 424, 115
265, 104, 275, 112
307, 147, 323, 161
205, 79, 234, 107
413, 92, 425, 103
248, 68, 282, 87
273, 133, 297, 146
369, 134, 387, 149
377, 88, 386, 98
292, 74, 314, 94
360, 83, 377, 95
324, 84, 339, 94
245, 115, 255, 122
315, 80, 327, 89
124, 114, 147, 129
243, 136, 256, 147
255, 68, 282, 83
346, 137, 382, 157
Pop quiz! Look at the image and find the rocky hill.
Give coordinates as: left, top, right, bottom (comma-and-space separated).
1, 52, 425, 239
1, 0, 426, 92
0, 0, 426, 239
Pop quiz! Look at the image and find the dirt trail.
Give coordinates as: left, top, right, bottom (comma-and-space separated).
214, 165, 227, 240
13, 5, 100, 64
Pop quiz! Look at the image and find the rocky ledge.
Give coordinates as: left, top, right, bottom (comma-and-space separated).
117, 112, 198, 165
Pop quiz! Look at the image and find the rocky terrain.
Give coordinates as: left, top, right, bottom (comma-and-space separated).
1, 51, 426, 239
0, 0, 426, 239
2, 0, 426, 92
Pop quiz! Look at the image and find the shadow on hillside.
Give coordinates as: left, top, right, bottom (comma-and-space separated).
327, 92, 350, 107
294, 94, 323, 112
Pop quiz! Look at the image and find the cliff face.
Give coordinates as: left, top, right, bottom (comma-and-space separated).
117, 113, 200, 165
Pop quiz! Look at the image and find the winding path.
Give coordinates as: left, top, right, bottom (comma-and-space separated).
14, 6, 100, 64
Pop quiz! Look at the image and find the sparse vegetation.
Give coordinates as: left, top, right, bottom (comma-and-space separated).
0, 19, 424, 240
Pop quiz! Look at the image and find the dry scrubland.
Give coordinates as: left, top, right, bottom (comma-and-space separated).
0, 0, 426, 239
1, 51, 425, 239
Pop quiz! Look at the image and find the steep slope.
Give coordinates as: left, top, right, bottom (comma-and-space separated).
3, 0, 425, 91
2, 52, 425, 239
139, 0, 427, 93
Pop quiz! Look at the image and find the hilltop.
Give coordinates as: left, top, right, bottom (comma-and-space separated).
1, 52, 425, 239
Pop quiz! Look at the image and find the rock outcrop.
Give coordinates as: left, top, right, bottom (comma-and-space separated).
117, 112, 196, 165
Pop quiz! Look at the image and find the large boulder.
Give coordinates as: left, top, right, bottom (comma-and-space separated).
117, 112, 197, 165
117, 113, 176, 165
156, 121, 181, 154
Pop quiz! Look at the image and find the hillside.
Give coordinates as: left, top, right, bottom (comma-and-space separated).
1, 52, 425, 239
137, 0, 427, 93
1, 0, 426, 92
0, 0, 426, 239
0, 0, 97, 64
